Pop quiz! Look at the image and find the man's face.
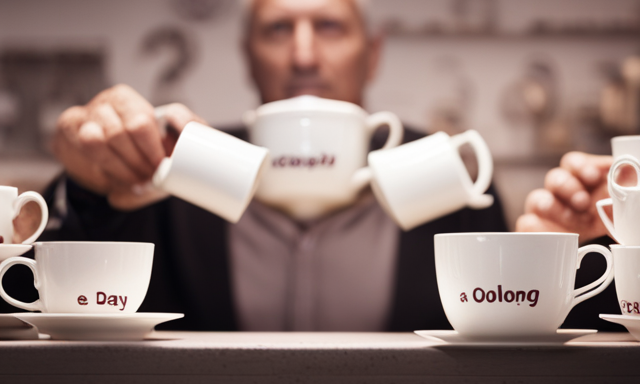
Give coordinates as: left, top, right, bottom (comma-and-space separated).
245, 0, 380, 106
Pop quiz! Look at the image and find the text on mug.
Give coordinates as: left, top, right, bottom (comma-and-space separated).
76, 292, 128, 311
460, 285, 539, 307
620, 300, 640, 314
272, 153, 335, 168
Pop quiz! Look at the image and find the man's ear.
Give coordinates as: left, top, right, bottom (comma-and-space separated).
365, 33, 384, 82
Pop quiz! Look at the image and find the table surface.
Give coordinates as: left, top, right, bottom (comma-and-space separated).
1, 331, 640, 383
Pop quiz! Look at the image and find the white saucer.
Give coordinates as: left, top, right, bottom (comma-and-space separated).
0, 314, 39, 340
600, 314, 640, 342
12, 312, 184, 341
0, 244, 32, 262
414, 329, 597, 346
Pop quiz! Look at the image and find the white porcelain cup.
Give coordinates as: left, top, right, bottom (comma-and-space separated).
611, 135, 640, 159
244, 95, 403, 220
368, 130, 494, 231
611, 245, 640, 316
0, 186, 48, 244
596, 154, 640, 245
153, 121, 270, 223
434, 233, 613, 339
0, 242, 154, 313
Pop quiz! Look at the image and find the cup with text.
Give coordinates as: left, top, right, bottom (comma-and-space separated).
611, 245, 640, 316
0, 242, 154, 313
244, 95, 404, 220
434, 233, 613, 339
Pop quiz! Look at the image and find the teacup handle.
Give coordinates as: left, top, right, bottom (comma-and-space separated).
607, 154, 640, 201
596, 198, 621, 244
13, 191, 49, 244
449, 130, 494, 209
572, 244, 614, 306
0, 256, 43, 312
351, 111, 405, 190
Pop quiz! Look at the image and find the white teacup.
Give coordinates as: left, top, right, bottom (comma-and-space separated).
368, 130, 494, 231
244, 95, 403, 220
153, 121, 270, 223
596, 154, 640, 245
611, 245, 640, 316
0, 186, 48, 244
434, 233, 613, 339
0, 242, 154, 313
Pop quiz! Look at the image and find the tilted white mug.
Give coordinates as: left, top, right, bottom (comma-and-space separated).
368, 130, 493, 231
610, 245, 640, 316
0, 242, 154, 313
153, 121, 270, 223
244, 95, 403, 220
434, 233, 613, 339
596, 154, 640, 245
612, 135, 640, 160
0, 186, 48, 244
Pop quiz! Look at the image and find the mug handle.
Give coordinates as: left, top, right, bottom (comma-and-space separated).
571, 244, 614, 306
449, 130, 494, 209
350, 111, 405, 190
0, 257, 43, 312
13, 191, 49, 244
595, 198, 620, 244
607, 154, 640, 201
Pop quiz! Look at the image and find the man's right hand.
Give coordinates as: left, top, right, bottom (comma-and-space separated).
54, 84, 206, 210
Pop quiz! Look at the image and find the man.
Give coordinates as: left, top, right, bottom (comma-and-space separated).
1, 0, 507, 331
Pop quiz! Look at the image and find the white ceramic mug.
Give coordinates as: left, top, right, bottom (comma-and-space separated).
0, 242, 154, 313
611, 245, 640, 316
596, 154, 640, 245
434, 233, 613, 339
612, 135, 640, 159
0, 186, 48, 244
153, 121, 270, 223
244, 95, 403, 220
368, 130, 494, 231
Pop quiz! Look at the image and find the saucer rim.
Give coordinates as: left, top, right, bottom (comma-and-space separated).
12, 312, 184, 320
414, 329, 597, 346
599, 313, 640, 321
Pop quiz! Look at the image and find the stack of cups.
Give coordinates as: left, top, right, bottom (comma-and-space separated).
596, 136, 640, 337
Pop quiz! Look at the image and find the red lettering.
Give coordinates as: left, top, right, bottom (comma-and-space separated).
97, 291, 106, 305
473, 288, 485, 302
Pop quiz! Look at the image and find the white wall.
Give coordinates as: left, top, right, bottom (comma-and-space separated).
1, 0, 638, 228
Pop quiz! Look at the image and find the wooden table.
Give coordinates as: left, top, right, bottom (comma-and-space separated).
1, 331, 639, 383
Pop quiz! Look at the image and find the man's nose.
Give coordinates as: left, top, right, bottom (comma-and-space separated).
292, 20, 318, 69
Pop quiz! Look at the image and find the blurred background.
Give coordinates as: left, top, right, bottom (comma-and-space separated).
0, 0, 639, 229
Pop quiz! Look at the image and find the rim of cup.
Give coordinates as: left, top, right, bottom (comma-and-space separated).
434, 232, 578, 237
254, 95, 366, 117
612, 136, 640, 143
610, 244, 640, 249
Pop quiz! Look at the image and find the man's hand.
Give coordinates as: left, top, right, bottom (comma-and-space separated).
516, 152, 616, 242
54, 84, 206, 210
